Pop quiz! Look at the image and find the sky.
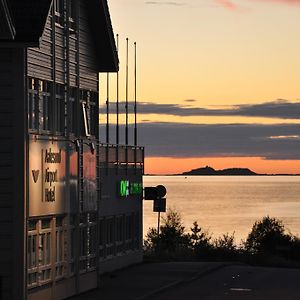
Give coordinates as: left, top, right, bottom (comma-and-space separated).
102, 0, 300, 174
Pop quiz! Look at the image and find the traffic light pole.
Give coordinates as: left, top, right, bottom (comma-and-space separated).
157, 211, 161, 237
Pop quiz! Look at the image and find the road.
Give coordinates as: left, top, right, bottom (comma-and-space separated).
151, 265, 300, 300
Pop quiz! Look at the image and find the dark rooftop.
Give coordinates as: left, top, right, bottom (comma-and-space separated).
0, 0, 118, 72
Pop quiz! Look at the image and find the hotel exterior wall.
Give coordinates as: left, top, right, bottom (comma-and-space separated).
27, 136, 99, 300
0, 48, 26, 300
0, 1, 142, 299
98, 146, 144, 274
27, 0, 99, 92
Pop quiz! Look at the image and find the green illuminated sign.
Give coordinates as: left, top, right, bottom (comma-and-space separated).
130, 182, 143, 195
120, 180, 142, 197
120, 180, 130, 197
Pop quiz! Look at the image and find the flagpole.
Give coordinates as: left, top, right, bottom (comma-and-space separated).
106, 72, 109, 144
116, 34, 119, 146
134, 42, 137, 147
125, 37, 129, 146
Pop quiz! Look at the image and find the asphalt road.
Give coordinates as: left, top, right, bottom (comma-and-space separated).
151, 265, 300, 300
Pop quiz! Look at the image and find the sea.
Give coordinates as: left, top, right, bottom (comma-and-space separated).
143, 176, 300, 244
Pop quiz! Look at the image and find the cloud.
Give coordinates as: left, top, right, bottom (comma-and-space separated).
145, 1, 186, 5
214, 0, 300, 11
184, 99, 197, 103
215, 0, 239, 10
100, 122, 300, 159
261, 0, 300, 5
101, 99, 300, 120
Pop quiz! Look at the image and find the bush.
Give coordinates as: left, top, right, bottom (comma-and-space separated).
144, 213, 300, 264
213, 232, 238, 259
244, 216, 292, 256
188, 221, 213, 259
144, 208, 190, 259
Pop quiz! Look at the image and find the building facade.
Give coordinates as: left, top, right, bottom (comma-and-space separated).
0, 1, 144, 299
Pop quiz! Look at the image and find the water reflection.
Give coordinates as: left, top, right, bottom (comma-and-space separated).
143, 176, 300, 241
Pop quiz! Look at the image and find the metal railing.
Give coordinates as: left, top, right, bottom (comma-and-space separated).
98, 143, 144, 172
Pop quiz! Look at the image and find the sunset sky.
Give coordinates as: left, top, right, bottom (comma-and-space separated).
102, 0, 300, 174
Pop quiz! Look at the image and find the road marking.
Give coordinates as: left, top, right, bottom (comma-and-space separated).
230, 288, 252, 292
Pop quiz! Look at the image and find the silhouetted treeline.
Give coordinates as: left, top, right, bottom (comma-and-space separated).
144, 209, 300, 266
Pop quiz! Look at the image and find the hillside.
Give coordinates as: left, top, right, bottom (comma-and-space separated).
181, 166, 258, 176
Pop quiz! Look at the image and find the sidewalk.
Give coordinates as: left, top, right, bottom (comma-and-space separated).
69, 261, 230, 300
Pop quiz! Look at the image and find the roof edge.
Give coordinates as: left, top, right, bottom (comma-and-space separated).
37, 1, 53, 47
0, 0, 16, 40
100, 0, 119, 72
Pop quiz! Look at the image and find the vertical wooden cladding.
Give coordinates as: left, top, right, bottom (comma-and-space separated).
79, 0, 98, 92
55, 26, 66, 84
27, 0, 99, 91
69, 35, 77, 87
28, 16, 53, 81
0, 48, 14, 300
26, 10, 78, 86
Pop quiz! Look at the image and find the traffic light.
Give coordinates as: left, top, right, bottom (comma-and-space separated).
144, 185, 167, 200
144, 187, 158, 200
153, 198, 166, 212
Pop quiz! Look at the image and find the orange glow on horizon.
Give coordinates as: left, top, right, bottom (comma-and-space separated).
145, 157, 300, 175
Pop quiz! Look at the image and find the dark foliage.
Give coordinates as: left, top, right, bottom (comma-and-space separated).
144, 211, 300, 264
244, 216, 293, 257
212, 233, 238, 260
188, 221, 213, 259
144, 209, 191, 259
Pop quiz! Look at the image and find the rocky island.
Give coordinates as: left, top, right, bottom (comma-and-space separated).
181, 166, 258, 176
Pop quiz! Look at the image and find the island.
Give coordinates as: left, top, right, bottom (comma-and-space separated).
181, 166, 258, 176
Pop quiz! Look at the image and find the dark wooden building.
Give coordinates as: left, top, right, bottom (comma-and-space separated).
0, 1, 144, 299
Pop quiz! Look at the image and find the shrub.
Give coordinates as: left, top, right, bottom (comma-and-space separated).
213, 232, 238, 259
144, 208, 190, 259
188, 221, 213, 259
144, 213, 300, 264
244, 216, 292, 257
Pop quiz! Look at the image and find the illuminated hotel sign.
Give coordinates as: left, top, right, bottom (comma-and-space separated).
120, 180, 143, 198
29, 139, 66, 217
44, 148, 61, 202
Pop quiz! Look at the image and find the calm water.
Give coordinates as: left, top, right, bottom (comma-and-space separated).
143, 176, 300, 243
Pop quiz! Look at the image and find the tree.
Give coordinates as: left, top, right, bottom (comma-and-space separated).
244, 216, 292, 256
189, 221, 213, 259
144, 208, 190, 258
213, 232, 238, 259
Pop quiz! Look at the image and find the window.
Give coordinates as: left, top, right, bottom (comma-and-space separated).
54, 84, 65, 133
39, 81, 52, 131
80, 90, 98, 137
69, 216, 76, 274
90, 92, 98, 136
55, 217, 66, 279
82, 102, 90, 137
27, 219, 52, 288
69, 0, 76, 20
105, 217, 115, 257
39, 219, 52, 283
27, 220, 38, 288
79, 213, 97, 273
88, 215, 97, 268
79, 223, 87, 272
125, 215, 134, 251
55, 0, 76, 31
28, 78, 52, 132
116, 215, 125, 254
68, 0, 76, 31
69, 87, 77, 135
99, 218, 105, 259
55, 0, 64, 25
28, 79, 38, 130
134, 213, 140, 250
